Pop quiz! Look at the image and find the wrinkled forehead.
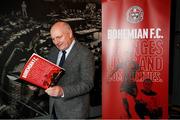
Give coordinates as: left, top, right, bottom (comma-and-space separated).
50, 27, 63, 37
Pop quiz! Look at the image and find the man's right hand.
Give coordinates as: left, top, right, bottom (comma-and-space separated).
45, 86, 64, 97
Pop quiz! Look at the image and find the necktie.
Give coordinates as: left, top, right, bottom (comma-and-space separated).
59, 50, 66, 67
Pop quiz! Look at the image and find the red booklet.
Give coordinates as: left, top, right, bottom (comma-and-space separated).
20, 53, 64, 89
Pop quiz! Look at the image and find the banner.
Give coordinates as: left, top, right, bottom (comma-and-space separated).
102, 0, 170, 119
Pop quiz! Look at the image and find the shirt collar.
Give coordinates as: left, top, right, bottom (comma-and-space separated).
56, 40, 75, 65
64, 39, 75, 55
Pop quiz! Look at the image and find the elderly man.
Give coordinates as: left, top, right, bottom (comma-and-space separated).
45, 21, 95, 119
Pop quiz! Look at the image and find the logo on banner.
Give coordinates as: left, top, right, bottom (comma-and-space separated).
127, 6, 144, 23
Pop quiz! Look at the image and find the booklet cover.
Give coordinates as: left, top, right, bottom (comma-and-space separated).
20, 53, 64, 89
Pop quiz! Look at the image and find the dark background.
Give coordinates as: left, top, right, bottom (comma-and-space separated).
0, 0, 101, 119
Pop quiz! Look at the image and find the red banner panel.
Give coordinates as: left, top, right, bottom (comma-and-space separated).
102, 0, 170, 119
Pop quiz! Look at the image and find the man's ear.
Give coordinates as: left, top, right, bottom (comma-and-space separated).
69, 30, 73, 38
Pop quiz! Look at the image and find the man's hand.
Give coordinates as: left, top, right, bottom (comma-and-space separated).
45, 86, 64, 97
28, 85, 37, 91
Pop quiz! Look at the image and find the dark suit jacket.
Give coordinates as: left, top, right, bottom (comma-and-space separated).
47, 41, 95, 118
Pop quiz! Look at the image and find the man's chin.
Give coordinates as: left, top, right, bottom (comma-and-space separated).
56, 46, 63, 50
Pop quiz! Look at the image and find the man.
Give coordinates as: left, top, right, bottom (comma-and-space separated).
45, 21, 95, 119
135, 79, 162, 119
21, 1, 28, 18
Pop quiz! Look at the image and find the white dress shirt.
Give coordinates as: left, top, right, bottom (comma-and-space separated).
55, 40, 75, 97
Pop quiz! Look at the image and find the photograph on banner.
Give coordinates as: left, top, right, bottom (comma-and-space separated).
0, 0, 101, 119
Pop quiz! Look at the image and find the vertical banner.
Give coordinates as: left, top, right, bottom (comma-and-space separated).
102, 0, 170, 119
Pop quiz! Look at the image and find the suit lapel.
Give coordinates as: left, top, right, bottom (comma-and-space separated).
50, 47, 59, 64
63, 42, 80, 67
